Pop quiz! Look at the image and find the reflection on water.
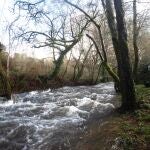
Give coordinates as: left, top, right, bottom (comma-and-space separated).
0, 82, 116, 150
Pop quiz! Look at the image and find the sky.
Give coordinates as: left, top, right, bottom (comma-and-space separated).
0, 0, 150, 59
0, 0, 51, 59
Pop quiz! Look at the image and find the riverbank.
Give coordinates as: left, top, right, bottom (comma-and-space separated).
0, 76, 100, 98
73, 85, 150, 150
10, 77, 100, 95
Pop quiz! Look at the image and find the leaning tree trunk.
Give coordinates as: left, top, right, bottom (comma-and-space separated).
86, 34, 120, 85
65, 0, 121, 91
101, 0, 121, 91
114, 0, 136, 111
102, 62, 119, 83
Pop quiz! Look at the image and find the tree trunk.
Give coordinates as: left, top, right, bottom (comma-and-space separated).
133, 0, 139, 82
50, 51, 66, 79
102, 62, 119, 83
86, 34, 120, 85
94, 63, 102, 83
101, 0, 121, 90
75, 45, 92, 81
0, 59, 11, 99
114, 0, 136, 111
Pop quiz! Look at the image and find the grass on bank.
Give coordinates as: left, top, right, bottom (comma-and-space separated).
119, 85, 150, 150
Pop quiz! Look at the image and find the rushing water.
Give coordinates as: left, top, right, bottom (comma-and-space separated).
0, 82, 116, 150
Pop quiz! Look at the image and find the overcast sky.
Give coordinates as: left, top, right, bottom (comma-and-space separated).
0, 0, 150, 59
0, 0, 52, 59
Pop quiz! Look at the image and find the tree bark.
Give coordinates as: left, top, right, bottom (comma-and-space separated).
114, 0, 136, 111
133, 0, 139, 82
101, 0, 121, 90
75, 44, 92, 81
0, 57, 11, 99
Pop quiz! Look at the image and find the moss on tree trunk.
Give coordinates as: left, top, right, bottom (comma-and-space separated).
0, 59, 11, 99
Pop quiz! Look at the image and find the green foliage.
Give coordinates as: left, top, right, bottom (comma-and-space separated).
120, 134, 137, 150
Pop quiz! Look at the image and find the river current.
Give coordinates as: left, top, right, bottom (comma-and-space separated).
0, 82, 116, 150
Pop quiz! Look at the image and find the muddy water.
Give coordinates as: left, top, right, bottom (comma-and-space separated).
0, 82, 116, 150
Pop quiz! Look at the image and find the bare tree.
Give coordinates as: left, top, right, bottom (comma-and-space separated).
65, 0, 137, 111
6, 15, 20, 77
14, 0, 90, 79
64, 0, 120, 85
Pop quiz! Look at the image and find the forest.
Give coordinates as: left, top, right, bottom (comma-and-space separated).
0, 0, 150, 149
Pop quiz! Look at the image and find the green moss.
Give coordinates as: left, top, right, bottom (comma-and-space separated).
121, 122, 135, 132
134, 110, 150, 121
140, 114, 150, 122
137, 125, 150, 135
144, 135, 150, 142
136, 85, 150, 102
121, 135, 137, 150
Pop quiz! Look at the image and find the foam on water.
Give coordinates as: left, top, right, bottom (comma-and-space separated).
0, 82, 116, 150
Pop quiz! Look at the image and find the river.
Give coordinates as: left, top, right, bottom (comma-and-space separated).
0, 82, 116, 150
